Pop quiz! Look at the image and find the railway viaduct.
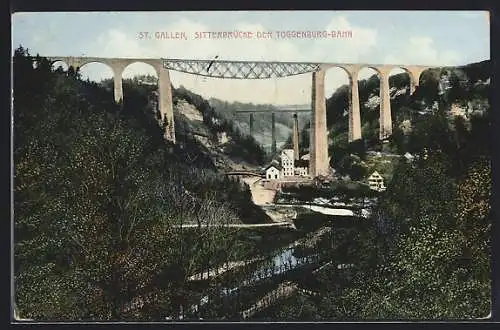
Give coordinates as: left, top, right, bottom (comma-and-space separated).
38, 56, 432, 177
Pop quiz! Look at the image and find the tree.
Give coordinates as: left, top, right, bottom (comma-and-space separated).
447, 69, 472, 105
13, 47, 262, 320
455, 157, 491, 277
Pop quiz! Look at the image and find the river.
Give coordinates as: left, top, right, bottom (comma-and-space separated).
171, 176, 377, 320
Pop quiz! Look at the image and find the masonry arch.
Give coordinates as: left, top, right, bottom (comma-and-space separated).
388, 67, 415, 140
77, 62, 115, 102
413, 68, 441, 108
121, 62, 160, 119
122, 61, 160, 79
51, 60, 69, 73
324, 66, 351, 132
357, 66, 382, 109
418, 68, 438, 93
358, 65, 382, 77
356, 67, 382, 145
389, 67, 412, 92
414, 68, 429, 87
31, 58, 42, 69
78, 61, 115, 81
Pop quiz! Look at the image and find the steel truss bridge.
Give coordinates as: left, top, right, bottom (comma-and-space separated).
162, 59, 322, 79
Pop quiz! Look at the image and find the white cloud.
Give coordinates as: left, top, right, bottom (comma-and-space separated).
384, 36, 461, 66
316, 16, 378, 62
46, 17, 461, 104
94, 29, 157, 58
79, 15, 379, 104
46, 18, 463, 104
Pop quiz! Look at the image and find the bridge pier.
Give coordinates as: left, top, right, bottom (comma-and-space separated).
113, 67, 124, 104
348, 70, 362, 142
309, 69, 329, 177
409, 76, 416, 95
271, 112, 277, 155
249, 113, 254, 136
158, 67, 176, 143
292, 113, 300, 160
379, 69, 392, 140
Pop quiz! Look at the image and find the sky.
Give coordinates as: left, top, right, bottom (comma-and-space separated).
12, 11, 490, 105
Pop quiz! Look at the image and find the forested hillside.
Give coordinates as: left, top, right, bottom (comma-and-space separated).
255, 61, 492, 320
173, 87, 267, 167
12, 44, 492, 320
13, 47, 271, 320
97, 78, 268, 168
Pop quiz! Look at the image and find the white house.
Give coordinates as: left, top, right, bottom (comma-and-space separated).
404, 152, 415, 162
367, 171, 386, 192
281, 149, 295, 177
265, 164, 281, 180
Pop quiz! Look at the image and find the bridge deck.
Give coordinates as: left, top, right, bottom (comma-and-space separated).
38, 56, 432, 68
35, 56, 435, 81
172, 222, 294, 229
234, 109, 311, 113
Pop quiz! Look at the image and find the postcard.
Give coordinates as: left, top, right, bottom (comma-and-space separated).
11, 10, 492, 322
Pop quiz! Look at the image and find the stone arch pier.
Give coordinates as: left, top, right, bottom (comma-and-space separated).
37, 56, 432, 177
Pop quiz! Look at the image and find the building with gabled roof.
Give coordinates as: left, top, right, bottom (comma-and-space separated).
367, 171, 386, 192
265, 162, 282, 180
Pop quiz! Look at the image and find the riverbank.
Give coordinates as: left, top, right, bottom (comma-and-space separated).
241, 176, 276, 206
241, 176, 299, 224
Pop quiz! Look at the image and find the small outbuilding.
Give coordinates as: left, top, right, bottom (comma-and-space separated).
367, 171, 386, 192
404, 152, 415, 162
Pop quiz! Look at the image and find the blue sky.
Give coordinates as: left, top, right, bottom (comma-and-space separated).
12, 11, 490, 104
